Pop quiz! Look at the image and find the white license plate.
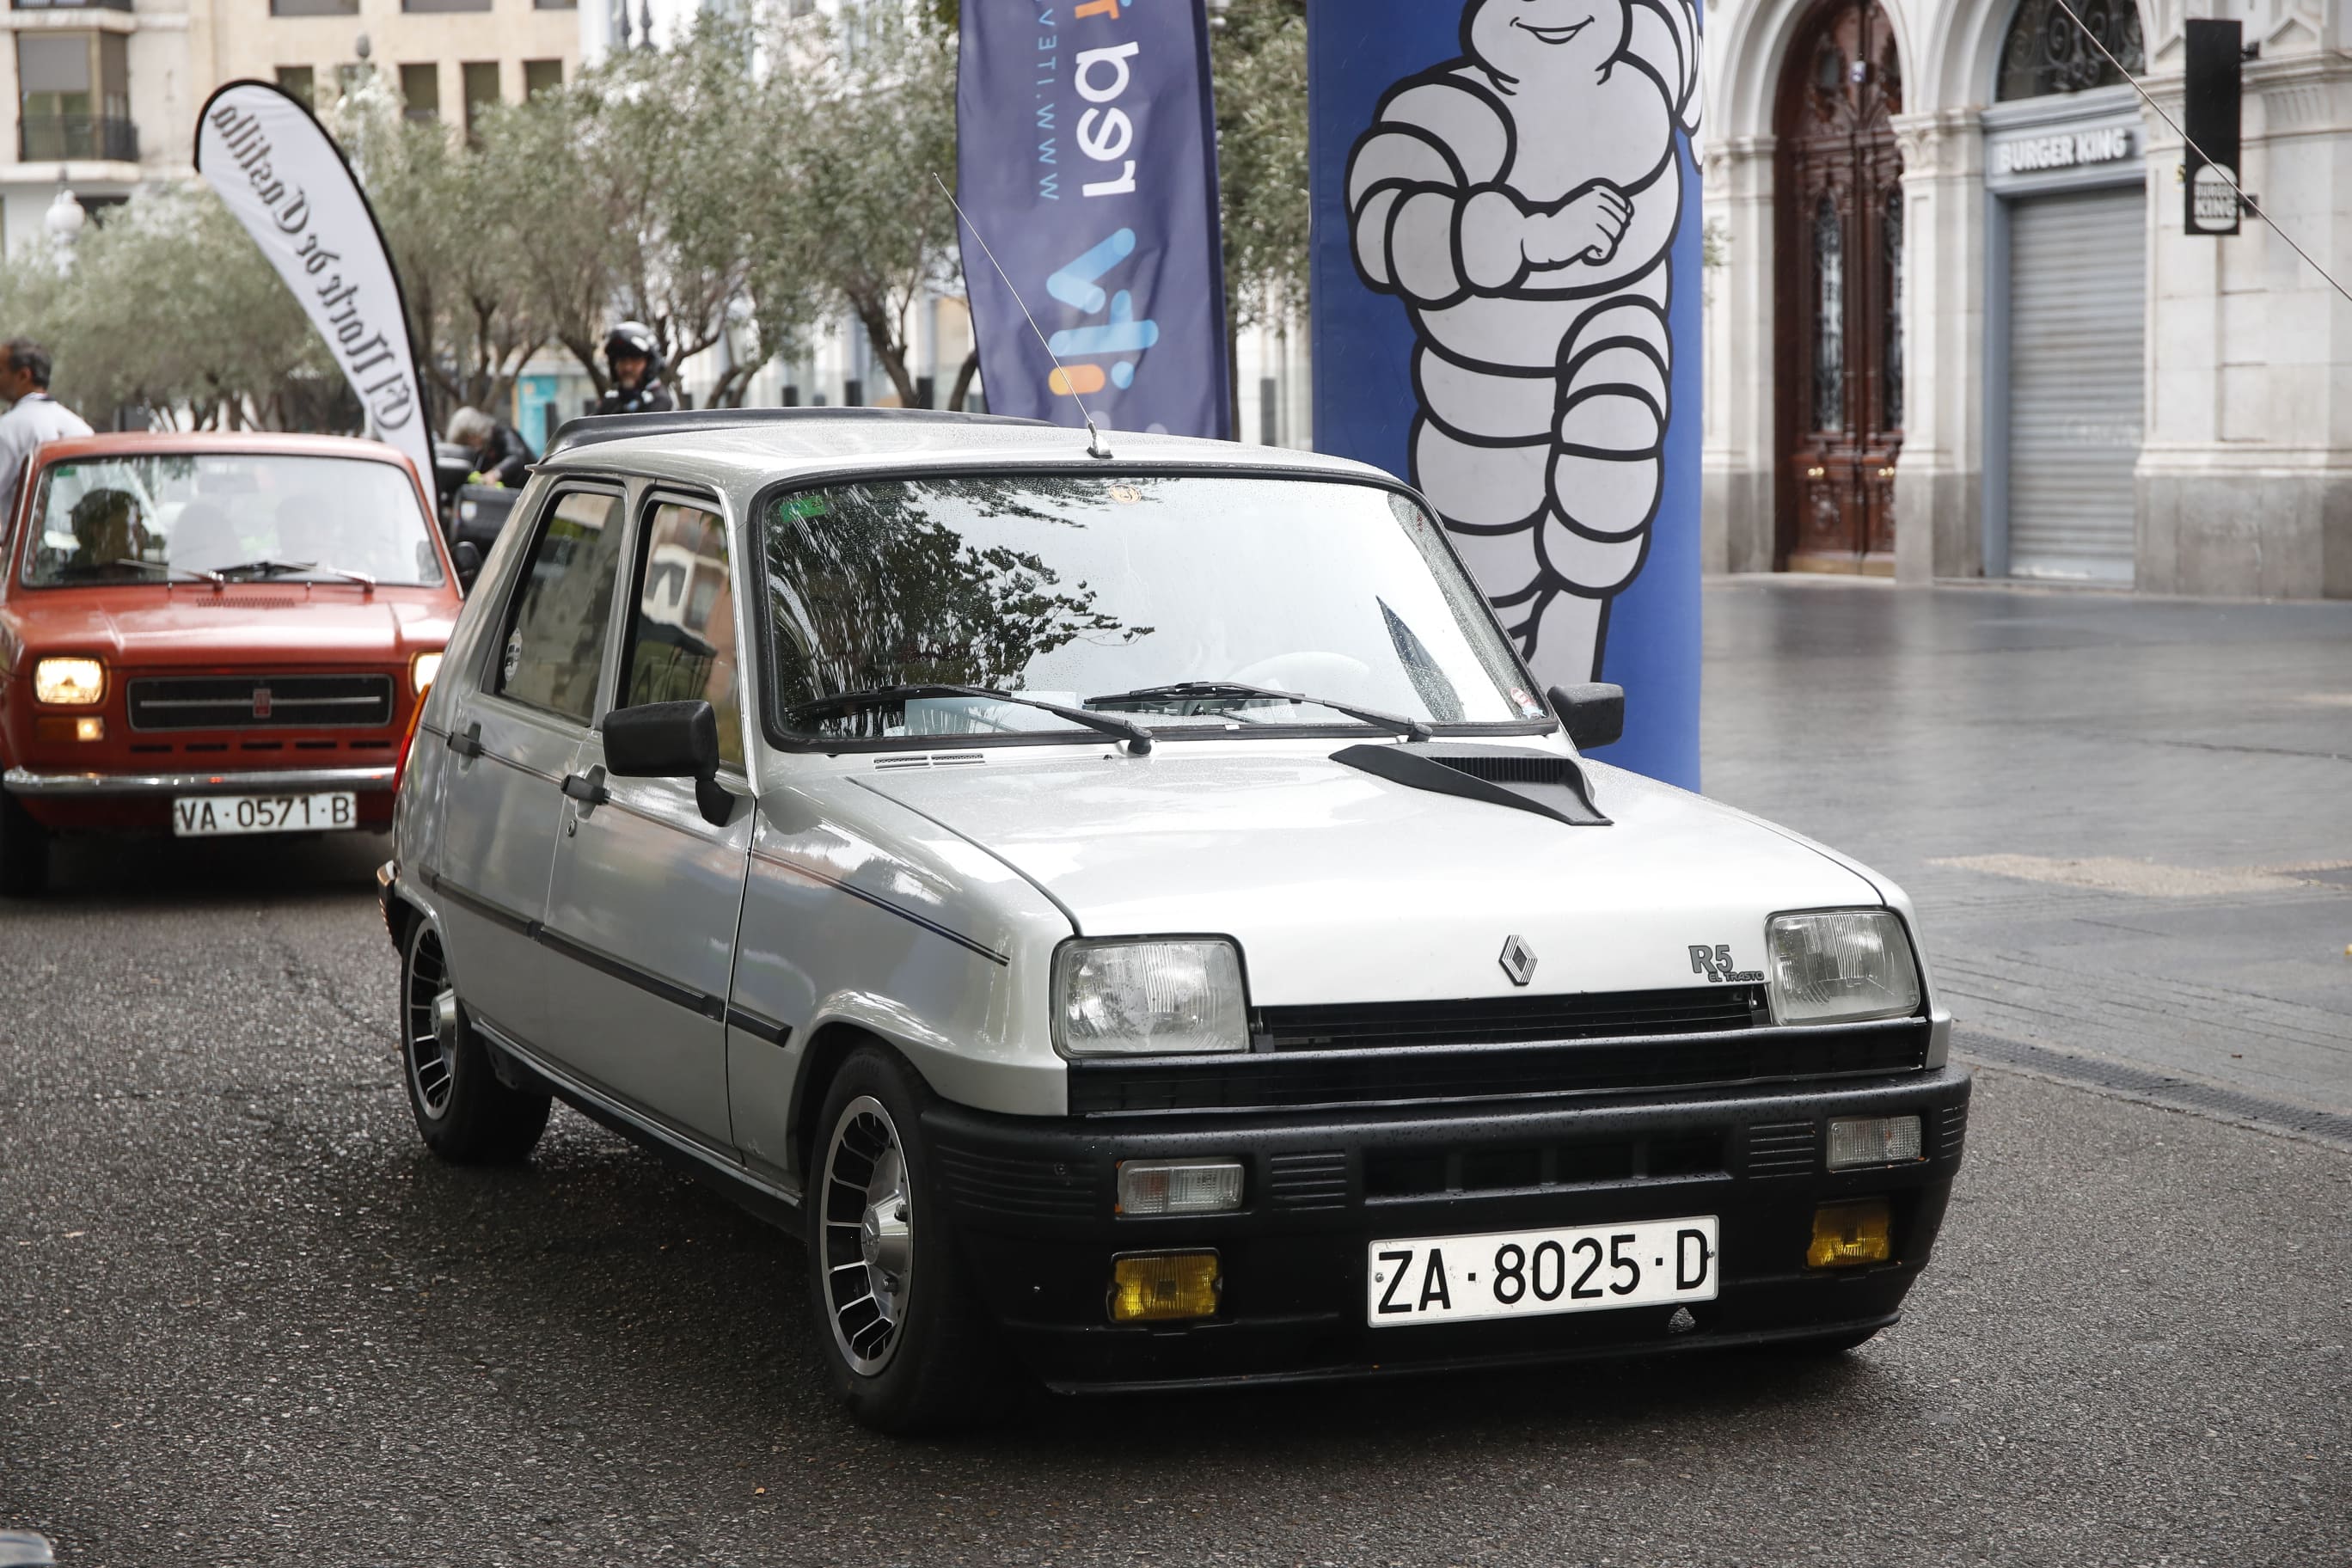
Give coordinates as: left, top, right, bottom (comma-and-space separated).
171, 792, 358, 837
1369, 1215, 1719, 1326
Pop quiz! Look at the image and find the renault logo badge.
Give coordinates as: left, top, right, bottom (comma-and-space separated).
1498, 935, 1537, 987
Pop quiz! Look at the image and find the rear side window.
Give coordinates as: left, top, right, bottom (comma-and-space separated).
497, 489, 624, 724
619, 500, 744, 768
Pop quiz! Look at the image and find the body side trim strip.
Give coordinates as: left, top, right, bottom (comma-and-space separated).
426, 868, 730, 1020
726, 1005, 793, 1045
750, 847, 1010, 966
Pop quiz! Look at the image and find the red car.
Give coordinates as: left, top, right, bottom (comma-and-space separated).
0, 432, 462, 892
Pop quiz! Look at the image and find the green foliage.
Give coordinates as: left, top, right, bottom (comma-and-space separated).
1211, 0, 1313, 331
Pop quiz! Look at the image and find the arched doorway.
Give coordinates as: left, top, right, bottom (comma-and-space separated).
1775, 0, 1904, 573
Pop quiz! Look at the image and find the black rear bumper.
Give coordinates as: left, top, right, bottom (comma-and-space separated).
924, 1065, 1971, 1392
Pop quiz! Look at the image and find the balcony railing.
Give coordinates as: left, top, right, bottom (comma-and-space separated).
19, 114, 138, 163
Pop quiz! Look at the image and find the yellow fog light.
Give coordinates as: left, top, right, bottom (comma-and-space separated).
34, 657, 104, 706
1808, 1199, 1893, 1269
1109, 1251, 1221, 1323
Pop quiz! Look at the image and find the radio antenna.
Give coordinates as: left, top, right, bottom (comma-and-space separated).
934, 172, 1113, 460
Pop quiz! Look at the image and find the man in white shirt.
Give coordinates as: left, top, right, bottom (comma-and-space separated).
0, 339, 92, 510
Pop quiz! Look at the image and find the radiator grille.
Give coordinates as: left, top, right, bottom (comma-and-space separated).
1256, 985, 1765, 1051
1069, 1019, 1932, 1116
127, 673, 395, 732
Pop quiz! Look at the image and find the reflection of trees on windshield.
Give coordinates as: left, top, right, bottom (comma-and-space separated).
764, 479, 1151, 728
1380, 598, 1466, 723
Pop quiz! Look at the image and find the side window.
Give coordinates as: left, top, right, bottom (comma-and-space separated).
496, 489, 626, 724
619, 500, 744, 768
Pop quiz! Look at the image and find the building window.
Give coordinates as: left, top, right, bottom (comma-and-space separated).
1810, 193, 1844, 432
400, 63, 439, 123
274, 65, 315, 108
401, 0, 491, 13
462, 62, 499, 136
524, 59, 564, 98
271, 0, 358, 15
1997, 0, 2144, 101
536, 0, 579, 10
18, 33, 135, 163
1881, 187, 1903, 432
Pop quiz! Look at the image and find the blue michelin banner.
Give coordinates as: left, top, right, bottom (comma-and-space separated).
1307, 0, 1705, 789
958, 0, 1231, 438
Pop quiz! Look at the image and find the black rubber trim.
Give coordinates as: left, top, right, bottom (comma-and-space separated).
750, 849, 1009, 966
426, 868, 728, 1021
535, 924, 726, 1020
726, 1005, 793, 1046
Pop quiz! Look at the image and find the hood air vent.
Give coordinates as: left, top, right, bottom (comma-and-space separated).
1332, 743, 1609, 828
873, 751, 987, 771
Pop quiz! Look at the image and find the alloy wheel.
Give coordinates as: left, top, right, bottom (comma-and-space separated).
820, 1095, 914, 1376
403, 923, 459, 1120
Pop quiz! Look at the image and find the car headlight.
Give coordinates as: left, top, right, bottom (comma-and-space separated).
1052, 939, 1248, 1057
411, 652, 444, 695
33, 657, 104, 707
1765, 910, 1921, 1025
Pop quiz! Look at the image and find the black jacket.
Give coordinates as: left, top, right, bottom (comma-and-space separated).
594, 379, 677, 417
470, 422, 535, 488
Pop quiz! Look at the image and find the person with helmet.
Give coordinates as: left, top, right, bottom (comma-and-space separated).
595, 322, 675, 416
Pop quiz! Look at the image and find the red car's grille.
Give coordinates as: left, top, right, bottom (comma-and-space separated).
126, 674, 395, 732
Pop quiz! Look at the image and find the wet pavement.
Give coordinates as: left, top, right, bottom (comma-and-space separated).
3, 579, 2348, 1566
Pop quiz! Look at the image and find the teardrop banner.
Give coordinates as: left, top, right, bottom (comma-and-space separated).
957, 0, 1232, 438
194, 81, 432, 481
1307, 0, 1704, 789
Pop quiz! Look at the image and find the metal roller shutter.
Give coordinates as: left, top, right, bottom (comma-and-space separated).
2006, 187, 2145, 583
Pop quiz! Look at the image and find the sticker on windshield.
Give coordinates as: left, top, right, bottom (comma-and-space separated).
1107, 484, 1142, 505
1510, 686, 1543, 718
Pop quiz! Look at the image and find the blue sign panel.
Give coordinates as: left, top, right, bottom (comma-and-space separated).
1308, 0, 1704, 788
958, 0, 1232, 438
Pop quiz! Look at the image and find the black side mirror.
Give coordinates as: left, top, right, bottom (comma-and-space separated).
450, 539, 482, 591
1547, 683, 1625, 751
602, 700, 732, 825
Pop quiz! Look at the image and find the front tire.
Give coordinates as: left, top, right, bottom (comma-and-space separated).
806, 1045, 1012, 1435
399, 917, 549, 1162
0, 792, 50, 897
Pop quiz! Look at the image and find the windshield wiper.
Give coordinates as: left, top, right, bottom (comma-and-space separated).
794, 683, 1155, 755
101, 558, 224, 586
1087, 680, 1432, 742
215, 559, 377, 591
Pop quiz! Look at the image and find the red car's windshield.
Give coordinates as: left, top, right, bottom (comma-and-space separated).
21, 453, 444, 589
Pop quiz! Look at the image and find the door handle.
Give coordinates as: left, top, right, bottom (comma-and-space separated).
447, 720, 482, 759
560, 766, 609, 812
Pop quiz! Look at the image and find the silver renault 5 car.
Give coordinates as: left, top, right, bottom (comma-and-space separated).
380, 408, 1969, 1433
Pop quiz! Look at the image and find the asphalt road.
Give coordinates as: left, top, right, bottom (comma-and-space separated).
6, 582, 2350, 1567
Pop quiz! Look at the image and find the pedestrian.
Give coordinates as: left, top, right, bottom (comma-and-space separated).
593, 322, 677, 416
445, 405, 535, 488
0, 339, 91, 506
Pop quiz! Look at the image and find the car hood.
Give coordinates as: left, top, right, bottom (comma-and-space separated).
12, 588, 455, 665
853, 747, 1883, 1005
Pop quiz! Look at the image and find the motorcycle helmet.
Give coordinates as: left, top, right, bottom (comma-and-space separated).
603, 321, 663, 381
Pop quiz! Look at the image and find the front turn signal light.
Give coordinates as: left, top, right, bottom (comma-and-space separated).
34, 657, 104, 707
1808, 1199, 1893, 1269
1109, 1251, 1221, 1322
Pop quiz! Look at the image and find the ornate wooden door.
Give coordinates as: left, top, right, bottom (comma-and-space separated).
1776, 0, 1905, 573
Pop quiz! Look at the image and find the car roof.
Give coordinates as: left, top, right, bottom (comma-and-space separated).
534, 408, 1395, 493
30, 430, 421, 469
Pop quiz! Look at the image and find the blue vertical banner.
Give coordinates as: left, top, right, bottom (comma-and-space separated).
1308, 1, 1704, 789
958, 0, 1232, 438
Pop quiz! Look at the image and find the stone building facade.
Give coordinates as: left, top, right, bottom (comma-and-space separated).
1702, 0, 2349, 596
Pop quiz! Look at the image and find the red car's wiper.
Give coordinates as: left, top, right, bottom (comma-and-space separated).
1088, 680, 1432, 742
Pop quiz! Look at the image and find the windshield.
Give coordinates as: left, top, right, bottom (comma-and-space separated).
760, 475, 1547, 744
21, 453, 444, 588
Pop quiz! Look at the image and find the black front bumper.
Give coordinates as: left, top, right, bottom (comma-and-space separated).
927, 1066, 1972, 1392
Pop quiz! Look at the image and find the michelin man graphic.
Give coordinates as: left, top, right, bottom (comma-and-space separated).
1349, 0, 1701, 683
